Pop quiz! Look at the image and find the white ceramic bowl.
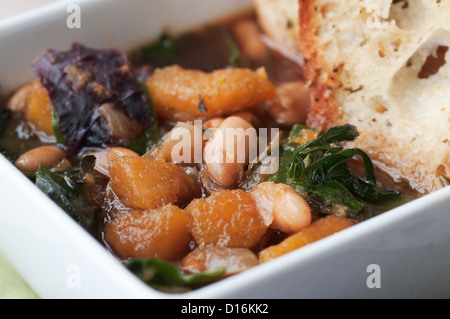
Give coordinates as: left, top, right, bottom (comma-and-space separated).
1, 0, 450, 299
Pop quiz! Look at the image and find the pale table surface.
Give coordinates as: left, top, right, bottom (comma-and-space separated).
0, 0, 61, 299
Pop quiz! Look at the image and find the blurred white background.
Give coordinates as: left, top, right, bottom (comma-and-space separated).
0, 0, 60, 20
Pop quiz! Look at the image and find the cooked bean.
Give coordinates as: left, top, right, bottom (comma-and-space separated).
202, 117, 224, 130
88, 147, 140, 177
202, 118, 224, 142
181, 246, 260, 276
7, 82, 33, 114
250, 181, 312, 234
272, 188, 312, 234
50, 158, 72, 173
231, 111, 261, 128
153, 122, 204, 165
199, 162, 231, 195
204, 116, 257, 187
15, 146, 66, 173
233, 19, 267, 61
267, 81, 310, 126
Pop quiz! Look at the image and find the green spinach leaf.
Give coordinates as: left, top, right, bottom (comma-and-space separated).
35, 164, 97, 233
139, 33, 176, 66
126, 258, 225, 288
269, 124, 400, 218
52, 108, 65, 146
218, 28, 241, 68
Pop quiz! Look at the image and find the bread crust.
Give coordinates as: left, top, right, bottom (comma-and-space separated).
299, 0, 343, 130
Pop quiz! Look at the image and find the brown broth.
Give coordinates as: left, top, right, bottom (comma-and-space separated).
130, 12, 304, 84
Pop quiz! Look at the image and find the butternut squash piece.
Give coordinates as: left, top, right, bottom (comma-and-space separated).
104, 205, 191, 261
186, 190, 267, 249
24, 79, 53, 136
146, 65, 276, 121
259, 215, 356, 263
109, 157, 200, 210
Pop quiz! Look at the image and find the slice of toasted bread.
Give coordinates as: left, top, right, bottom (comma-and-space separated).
298, 0, 450, 193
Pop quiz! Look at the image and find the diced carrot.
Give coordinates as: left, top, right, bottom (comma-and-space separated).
186, 189, 267, 249
103, 205, 191, 261
145, 65, 276, 121
108, 157, 201, 210
24, 79, 53, 136
258, 215, 356, 263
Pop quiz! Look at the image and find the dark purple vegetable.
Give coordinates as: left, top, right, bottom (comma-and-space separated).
33, 43, 153, 156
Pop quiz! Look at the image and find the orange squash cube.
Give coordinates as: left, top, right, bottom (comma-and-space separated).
146, 65, 276, 121
186, 189, 267, 249
259, 215, 356, 263
109, 157, 201, 210
104, 205, 191, 261
24, 79, 53, 136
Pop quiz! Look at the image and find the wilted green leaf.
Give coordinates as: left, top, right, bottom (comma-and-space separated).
35, 165, 97, 232
268, 124, 400, 217
126, 258, 226, 288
